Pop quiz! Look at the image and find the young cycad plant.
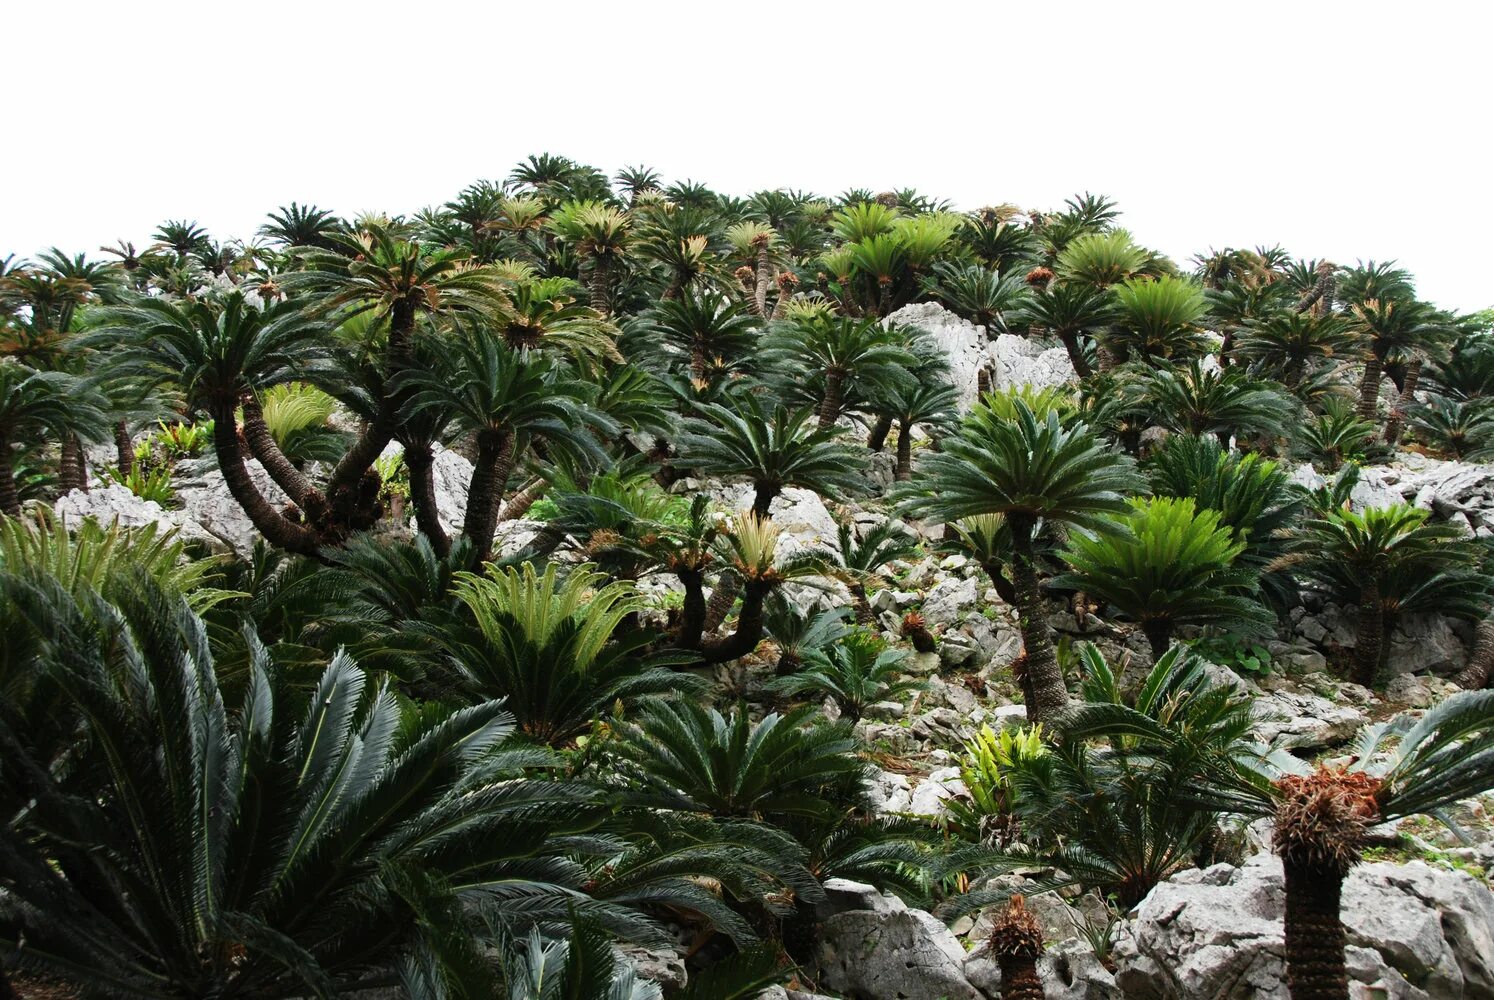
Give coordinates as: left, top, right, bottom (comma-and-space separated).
922, 261, 1031, 332
1056, 230, 1150, 289
763, 595, 851, 675
674, 396, 866, 518
897, 399, 1142, 722
1105, 275, 1210, 366
1406, 393, 1494, 460
832, 517, 921, 624
938, 513, 1019, 605
1294, 398, 1379, 472
1054, 496, 1275, 657
444, 562, 701, 745
500, 276, 622, 368
1139, 360, 1294, 446
766, 628, 925, 722
989, 896, 1046, 1000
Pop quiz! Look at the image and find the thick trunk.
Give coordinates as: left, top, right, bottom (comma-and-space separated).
703, 572, 740, 633
699, 581, 771, 663
209, 401, 319, 554
1382, 355, 1422, 446
1096, 342, 1119, 374
499, 476, 546, 522
462, 431, 516, 562
675, 567, 707, 649
0, 435, 19, 517
1283, 359, 1305, 392
1353, 580, 1385, 687
1058, 330, 1092, 379
753, 244, 772, 317
983, 561, 1018, 606
752, 483, 780, 520
1009, 518, 1067, 723
115, 421, 134, 476
403, 442, 449, 557
241, 396, 316, 506
1281, 858, 1350, 1000
1142, 618, 1172, 660
997, 957, 1046, 1000
327, 299, 417, 498
895, 421, 914, 481
850, 582, 875, 626
1356, 353, 1384, 424
328, 416, 394, 500
690, 343, 708, 382
1454, 615, 1494, 689
59, 435, 85, 494
866, 413, 894, 452
1219, 328, 1235, 367
588, 255, 613, 318
818, 370, 845, 429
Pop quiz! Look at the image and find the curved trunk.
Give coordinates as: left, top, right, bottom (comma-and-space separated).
1281, 858, 1351, 1000
588, 254, 613, 318
1009, 516, 1067, 723
752, 483, 780, 520
753, 244, 772, 317
1142, 618, 1172, 659
850, 582, 875, 626
1219, 327, 1235, 367
1352, 579, 1385, 687
403, 442, 449, 557
209, 401, 319, 554
115, 420, 134, 476
1382, 355, 1422, 446
328, 416, 394, 500
983, 561, 1018, 606
0, 433, 20, 517
703, 572, 740, 633
462, 430, 516, 563
997, 956, 1045, 1000
1356, 353, 1384, 424
818, 370, 845, 429
895, 421, 914, 481
866, 413, 894, 452
58, 435, 85, 494
499, 476, 546, 522
1058, 330, 1092, 379
1454, 615, 1494, 690
675, 567, 707, 650
241, 396, 316, 506
699, 580, 771, 663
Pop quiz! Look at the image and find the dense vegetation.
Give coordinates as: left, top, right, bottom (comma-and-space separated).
3, 155, 1494, 1000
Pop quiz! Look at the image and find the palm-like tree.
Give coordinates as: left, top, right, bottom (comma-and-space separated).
897, 399, 1141, 722
1013, 280, 1117, 378
501, 276, 621, 368
1139, 360, 1294, 446
922, 262, 1031, 332
759, 315, 916, 429
765, 629, 924, 722
96, 294, 330, 552
832, 517, 921, 623
1105, 275, 1210, 366
1053, 495, 1274, 656
404, 325, 611, 561
259, 202, 343, 249
1406, 393, 1494, 460
1055, 229, 1149, 288
1346, 296, 1449, 426
882, 378, 960, 480
646, 290, 760, 381
1235, 311, 1358, 390
0, 361, 108, 515
548, 200, 632, 317
674, 397, 866, 518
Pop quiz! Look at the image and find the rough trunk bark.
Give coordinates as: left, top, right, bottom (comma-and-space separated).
895, 421, 914, 481
752, 483, 780, 520
462, 430, 516, 563
499, 476, 546, 522
850, 582, 875, 626
699, 581, 771, 663
241, 396, 316, 506
983, 561, 1018, 606
587, 255, 613, 318
703, 572, 740, 634
818, 370, 844, 429
866, 413, 894, 452
1281, 858, 1351, 1000
115, 420, 134, 476
1454, 615, 1494, 689
1356, 353, 1384, 424
997, 956, 1046, 1000
0, 434, 20, 516
1382, 355, 1422, 446
209, 401, 319, 554
1009, 517, 1067, 723
690, 344, 708, 382
675, 567, 707, 650
403, 442, 449, 556
1353, 580, 1385, 687
58, 435, 85, 494
753, 244, 772, 317
1058, 330, 1092, 379
1142, 619, 1172, 659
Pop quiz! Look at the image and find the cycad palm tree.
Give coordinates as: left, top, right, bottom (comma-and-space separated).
832, 517, 921, 623
0, 361, 108, 515
646, 290, 760, 381
1139, 360, 1294, 446
759, 315, 916, 429
897, 399, 1142, 722
1235, 311, 1359, 390
1105, 275, 1210, 366
674, 397, 866, 518
922, 262, 1031, 332
1347, 297, 1449, 426
501, 276, 622, 368
548, 200, 632, 317
1014, 280, 1117, 378
765, 629, 924, 722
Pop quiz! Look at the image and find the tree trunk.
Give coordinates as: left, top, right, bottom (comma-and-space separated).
998, 956, 1046, 1000
818, 370, 845, 429
866, 413, 894, 452
752, 483, 780, 520
209, 401, 320, 554
1281, 858, 1351, 1000
1382, 355, 1422, 446
241, 395, 316, 506
699, 581, 772, 663
462, 430, 516, 562
499, 476, 546, 522
115, 420, 134, 476
1142, 619, 1172, 660
1009, 517, 1067, 723
690, 343, 708, 382
703, 572, 740, 633
1096, 342, 1118, 374
753, 243, 772, 318
1218, 327, 1234, 367
1058, 330, 1092, 379
587, 255, 613, 318
1356, 353, 1384, 424
895, 421, 914, 481
0, 433, 20, 517
675, 567, 706, 649
403, 442, 449, 556
983, 560, 1018, 606
1352, 580, 1384, 687
58, 435, 85, 494
850, 582, 875, 626
1454, 615, 1494, 689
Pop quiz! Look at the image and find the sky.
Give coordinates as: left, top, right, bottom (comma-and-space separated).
4, 1, 1491, 311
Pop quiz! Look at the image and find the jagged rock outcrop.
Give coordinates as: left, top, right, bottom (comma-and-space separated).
889, 302, 1077, 411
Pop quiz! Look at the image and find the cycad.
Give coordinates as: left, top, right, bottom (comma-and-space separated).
832, 517, 921, 624
1139, 360, 1294, 446
897, 398, 1141, 722
1295, 397, 1379, 472
1056, 230, 1149, 289
766, 629, 925, 722
645, 290, 760, 381
0, 360, 109, 515
446, 562, 702, 745
1013, 280, 1118, 378
1106, 275, 1210, 366
759, 314, 916, 428
1235, 311, 1359, 389
546, 200, 631, 317
922, 262, 1031, 332
1406, 392, 1494, 460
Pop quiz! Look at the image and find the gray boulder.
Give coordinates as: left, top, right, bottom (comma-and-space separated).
816, 901, 983, 1000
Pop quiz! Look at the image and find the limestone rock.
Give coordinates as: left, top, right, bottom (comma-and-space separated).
816, 904, 983, 1000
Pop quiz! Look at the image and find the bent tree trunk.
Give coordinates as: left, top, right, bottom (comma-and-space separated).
1356, 353, 1384, 424
1382, 355, 1422, 446
1454, 615, 1494, 689
866, 413, 893, 452
499, 477, 547, 522
1009, 515, 1067, 723
1058, 329, 1092, 379
462, 430, 517, 563
751, 482, 780, 520
402, 442, 449, 557
700, 580, 772, 663
1282, 858, 1351, 1000
1353, 579, 1385, 687
675, 567, 707, 650
209, 401, 319, 555
703, 572, 740, 633
241, 395, 316, 506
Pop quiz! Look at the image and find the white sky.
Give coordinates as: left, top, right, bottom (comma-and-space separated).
4, 1, 1491, 311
